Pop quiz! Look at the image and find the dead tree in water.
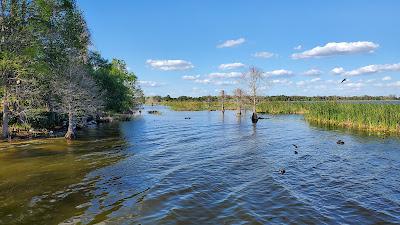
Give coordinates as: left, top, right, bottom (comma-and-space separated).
207, 95, 211, 111
233, 88, 245, 115
243, 67, 264, 123
220, 90, 225, 113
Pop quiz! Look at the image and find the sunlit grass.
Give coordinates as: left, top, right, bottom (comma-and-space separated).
163, 100, 400, 133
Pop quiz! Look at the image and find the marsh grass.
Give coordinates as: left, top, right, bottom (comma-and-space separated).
163, 100, 400, 133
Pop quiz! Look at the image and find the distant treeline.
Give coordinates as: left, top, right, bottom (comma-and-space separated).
148, 95, 399, 102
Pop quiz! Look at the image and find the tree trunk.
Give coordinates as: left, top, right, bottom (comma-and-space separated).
2, 99, 9, 139
253, 95, 256, 113
252, 95, 258, 123
65, 112, 76, 140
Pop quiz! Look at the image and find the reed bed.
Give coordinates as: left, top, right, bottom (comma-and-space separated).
162, 100, 400, 133
305, 102, 400, 133
162, 101, 237, 111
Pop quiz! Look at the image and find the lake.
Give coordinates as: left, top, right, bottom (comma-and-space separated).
1, 106, 400, 224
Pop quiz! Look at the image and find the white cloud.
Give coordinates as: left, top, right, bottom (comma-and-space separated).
296, 81, 306, 86
139, 81, 163, 87
146, 59, 194, 71
387, 81, 400, 87
296, 77, 321, 86
382, 76, 392, 81
294, 45, 302, 50
253, 51, 275, 58
303, 69, 322, 76
270, 79, 293, 85
208, 72, 242, 79
265, 69, 293, 77
344, 82, 364, 88
194, 79, 211, 84
291, 41, 379, 59
331, 63, 400, 76
310, 77, 321, 82
217, 38, 245, 48
182, 75, 200, 80
218, 62, 245, 70
331, 67, 345, 75
213, 80, 239, 86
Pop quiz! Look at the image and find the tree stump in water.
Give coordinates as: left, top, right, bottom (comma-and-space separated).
64, 129, 77, 140
251, 113, 259, 124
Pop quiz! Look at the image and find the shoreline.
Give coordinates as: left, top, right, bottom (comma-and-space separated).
2, 113, 141, 143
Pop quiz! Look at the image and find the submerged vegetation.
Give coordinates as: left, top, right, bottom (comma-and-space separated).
0, 0, 143, 140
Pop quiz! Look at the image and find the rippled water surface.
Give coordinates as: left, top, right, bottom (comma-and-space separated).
1, 106, 400, 224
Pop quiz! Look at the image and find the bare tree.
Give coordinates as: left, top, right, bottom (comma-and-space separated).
52, 55, 103, 140
220, 90, 225, 112
207, 95, 211, 111
243, 66, 264, 123
233, 88, 245, 115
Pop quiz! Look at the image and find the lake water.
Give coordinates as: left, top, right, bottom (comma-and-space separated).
1, 106, 400, 224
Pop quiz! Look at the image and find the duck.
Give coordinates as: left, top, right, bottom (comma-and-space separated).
292, 144, 298, 148
294, 150, 298, 154
279, 168, 286, 175
336, 140, 345, 145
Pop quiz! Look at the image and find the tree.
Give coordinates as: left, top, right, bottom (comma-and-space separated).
233, 88, 245, 115
243, 66, 264, 123
220, 90, 225, 112
90, 54, 142, 113
52, 53, 103, 139
0, 0, 44, 138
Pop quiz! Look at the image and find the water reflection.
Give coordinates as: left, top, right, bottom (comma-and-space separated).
0, 123, 129, 225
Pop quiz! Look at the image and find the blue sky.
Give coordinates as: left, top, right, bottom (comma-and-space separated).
77, 0, 400, 97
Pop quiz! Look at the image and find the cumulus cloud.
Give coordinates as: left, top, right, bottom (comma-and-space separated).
331, 67, 345, 75
138, 81, 163, 87
310, 77, 321, 82
270, 79, 293, 85
296, 81, 307, 86
208, 72, 242, 79
146, 59, 194, 71
253, 51, 275, 58
382, 76, 392, 81
194, 79, 211, 84
331, 63, 400, 76
296, 77, 321, 86
213, 80, 239, 86
218, 62, 245, 70
344, 82, 364, 88
387, 81, 400, 87
217, 38, 246, 48
291, 41, 379, 59
265, 69, 293, 77
182, 75, 200, 80
294, 45, 302, 50
302, 69, 322, 76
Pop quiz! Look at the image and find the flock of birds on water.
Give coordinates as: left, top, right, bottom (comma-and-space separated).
277, 140, 344, 175
182, 115, 347, 175
151, 79, 350, 176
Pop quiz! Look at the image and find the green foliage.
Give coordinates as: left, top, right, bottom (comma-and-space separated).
0, 0, 143, 137
90, 53, 142, 113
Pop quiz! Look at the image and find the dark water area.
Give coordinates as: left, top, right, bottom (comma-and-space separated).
1, 106, 400, 224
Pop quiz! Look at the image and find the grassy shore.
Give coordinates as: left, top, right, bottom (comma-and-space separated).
162, 101, 238, 111
162, 101, 400, 133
